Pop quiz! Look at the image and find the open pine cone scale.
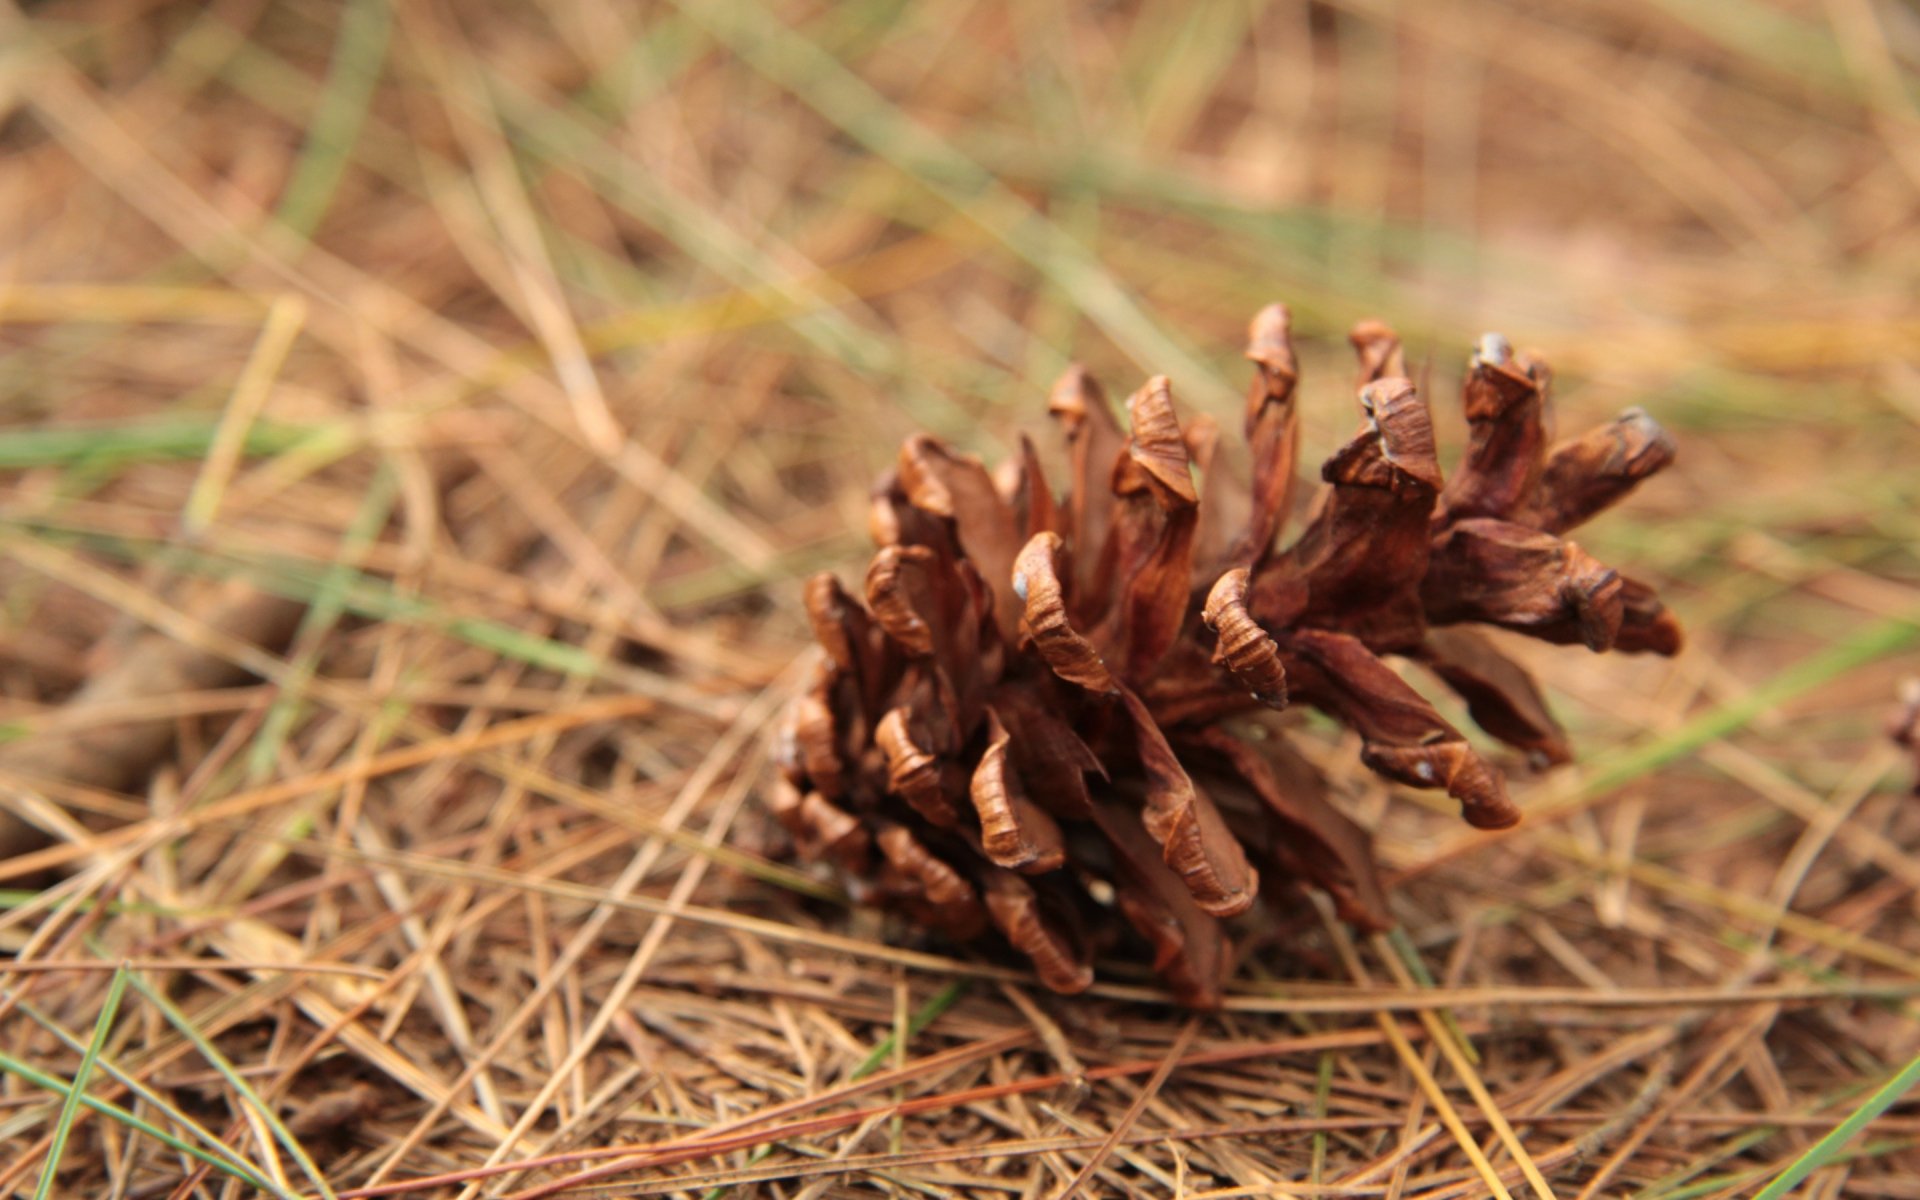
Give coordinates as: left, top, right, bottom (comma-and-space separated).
772, 305, 1680, 1007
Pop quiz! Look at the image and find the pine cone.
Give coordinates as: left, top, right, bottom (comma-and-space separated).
772, 306, 1681, 1006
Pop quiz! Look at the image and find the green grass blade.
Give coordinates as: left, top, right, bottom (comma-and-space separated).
1554, 608, 1920, 815
247, 467, 398, 782
1385, 926, 1479, 1066
0, 1047, 289, 1197
207, 548, 603, 678
850, 980, 970, 1080
35, 964, 130, 1200
123, 971, 340, 1200
1752, 1051, 1920, 1200
272, 0, 393, 239
2, 521, 620, 688
0, 419, 306, 470
13, 994, 285, 1194
1310, 1050, 1334, 1185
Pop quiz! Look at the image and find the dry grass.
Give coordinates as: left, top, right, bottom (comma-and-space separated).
0, 1, 1917, 1196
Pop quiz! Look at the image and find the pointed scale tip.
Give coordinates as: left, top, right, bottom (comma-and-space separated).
1474, 332, 1514, 367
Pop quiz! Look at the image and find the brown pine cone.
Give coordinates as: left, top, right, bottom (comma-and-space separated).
771, 305, 1681, 1007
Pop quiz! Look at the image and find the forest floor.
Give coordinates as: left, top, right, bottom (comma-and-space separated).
1, 2, 1918, 1197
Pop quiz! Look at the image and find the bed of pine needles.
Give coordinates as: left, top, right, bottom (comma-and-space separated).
1, 2, 1918, 1197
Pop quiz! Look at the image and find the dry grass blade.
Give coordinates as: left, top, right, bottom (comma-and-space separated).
182, 293, 308, 535
1371, 932, 1556, 1199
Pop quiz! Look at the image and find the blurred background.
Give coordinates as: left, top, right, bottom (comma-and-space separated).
2, 1, 1919, 1196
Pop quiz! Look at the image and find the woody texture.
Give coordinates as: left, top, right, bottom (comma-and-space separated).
771, 304, 1681, 1007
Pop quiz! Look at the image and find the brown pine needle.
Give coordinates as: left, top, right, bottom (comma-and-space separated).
1053, 1016, 1200, 1200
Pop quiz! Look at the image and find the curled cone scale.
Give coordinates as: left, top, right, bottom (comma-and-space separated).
772, 306, 1681, 1006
